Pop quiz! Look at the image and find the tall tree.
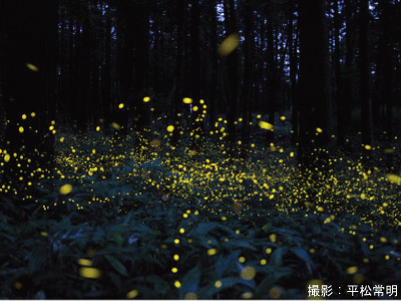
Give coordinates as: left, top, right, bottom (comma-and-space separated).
207, 0, 218, 132
297, 0, 331, 199
378, 0, 395, 172
359, 0, 373, 164
189, 0, 204, 152
1, 0, 58, 197
334, 0, 346, 148
266, 10, 277, 143
341, 0, 357, 143
171, 0, 186, 147
288, 0, 299, 145
132, 1, 150, 132
240, 0, 253, 161
224, 0, 238, 161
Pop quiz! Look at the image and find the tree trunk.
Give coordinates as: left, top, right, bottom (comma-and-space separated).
334, 0, 345, 148
240, 0, 253, 162
288, 0, 299, 145
297, 0, 331, 201
266, 15, 276, 144
359, 0, 373, 165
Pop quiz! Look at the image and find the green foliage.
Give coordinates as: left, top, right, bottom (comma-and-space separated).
2, 125, 401, 299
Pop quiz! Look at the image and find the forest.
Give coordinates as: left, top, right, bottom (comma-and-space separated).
0, 0, 401, 299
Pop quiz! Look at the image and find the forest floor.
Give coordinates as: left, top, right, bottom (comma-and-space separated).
1, 115, 401, 299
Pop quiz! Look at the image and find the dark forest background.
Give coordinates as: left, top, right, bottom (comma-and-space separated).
2, 1, 401, 299
1, 0, 401, 192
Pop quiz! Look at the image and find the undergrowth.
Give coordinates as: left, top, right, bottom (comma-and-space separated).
1, 113, 401, 299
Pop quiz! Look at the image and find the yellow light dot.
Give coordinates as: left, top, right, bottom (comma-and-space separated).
238, 256, 246, 263
174, 254, 179, 261
183, 97, 193, 104
118, 103, 124, 109
179, 228, 185, 234
78, 258, 92, 266
184, 292, 198, 300
59, 184, 73, 195
111, 122, 121, 130
172, 267, 178, 273
241, 292, 253, 299
266, 248, 272, 254
240, 266, 256, 280
174, 238, 180, 244
280, 116, 286, 121
353, 274, 364, 285
19, 126, 24, 133
143, 96, 150, 102
269, 234, 276, 243
269, 287, 282, 299
14, 281, 22, 289
346, 266, 358, 274
22, 114, 27, 120
79, 267, 102, 279
26, 63, 39, 71
126, 289, 139, 299
259, 121, 273, 130
218, 33, 240, 56
214, 280, 222, 288
316, 127, 323, 133
207, 248, 217, 256
174, 281, 181, 288
260, 259, 267, 265
167, 125, 175, 132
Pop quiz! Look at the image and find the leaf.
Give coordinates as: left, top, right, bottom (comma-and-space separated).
123, 210, 135, 227
104, 254, 129, 276
254, 268, 292, 298
112, 232, 124, 247
179, 266, 201, 299
262, 222, 272, 233
133, 224, 154, 234
290, 247, 313, 264
188, 222, 219, 236
214, 250, 241, 278
226, 239, 257, 251
29, 246, 47, 273
198, 277, 241, 299
269, 247, 287, 267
